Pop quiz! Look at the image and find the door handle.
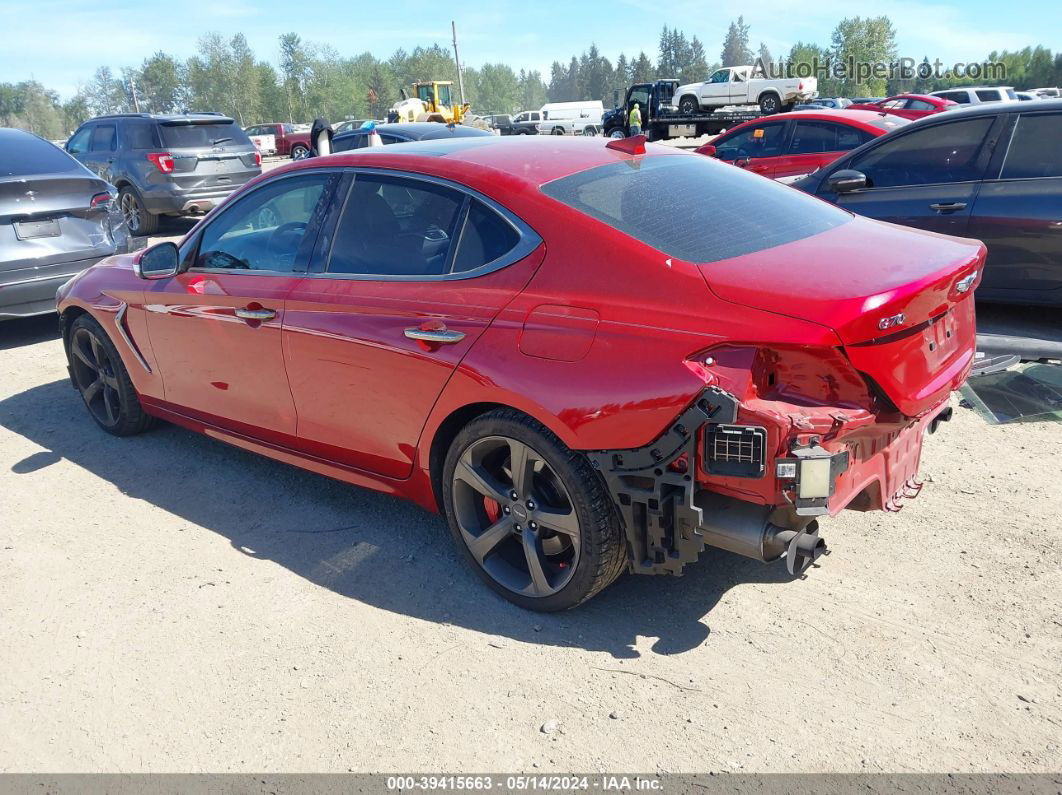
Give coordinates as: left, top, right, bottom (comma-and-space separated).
929, 202, 967, 213
404, 327, 466, 344
235, 307, 276, 321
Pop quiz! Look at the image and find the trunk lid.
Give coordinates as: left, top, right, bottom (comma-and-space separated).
700, 216, 984, 416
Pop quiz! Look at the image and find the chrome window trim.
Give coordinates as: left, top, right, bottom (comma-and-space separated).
311, 166, 542, 282
181, 167, 347, 276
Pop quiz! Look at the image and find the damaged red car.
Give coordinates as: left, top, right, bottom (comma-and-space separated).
56, 136, 983, 610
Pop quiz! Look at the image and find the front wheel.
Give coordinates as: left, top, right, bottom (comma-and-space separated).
678, 95, 699, 115
442, 410, 627, 611
551, 127, 565, 136
608, 128, 626, 139
66, 314, 155, 436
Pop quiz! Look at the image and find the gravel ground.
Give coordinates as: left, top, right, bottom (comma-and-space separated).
1, 151, 1060, 773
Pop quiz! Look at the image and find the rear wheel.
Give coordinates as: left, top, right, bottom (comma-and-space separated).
290, 144, 309, 159
759, 93, 781, 114
67, 314, 154, 436
119, 186, 158, 236
551, 126, 565, 136
442, 411, 626, 611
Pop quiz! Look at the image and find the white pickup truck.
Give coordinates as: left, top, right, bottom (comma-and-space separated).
673, 66, 817, 115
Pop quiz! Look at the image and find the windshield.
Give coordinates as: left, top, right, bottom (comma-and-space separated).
541, 154, 851, 263
160, 121, 249, 148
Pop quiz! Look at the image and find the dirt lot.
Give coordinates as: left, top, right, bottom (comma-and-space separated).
1, 152, 1060, 774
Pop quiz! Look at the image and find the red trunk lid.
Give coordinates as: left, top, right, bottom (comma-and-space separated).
699, 216, 985, 417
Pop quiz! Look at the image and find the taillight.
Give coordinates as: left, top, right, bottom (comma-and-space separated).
798, 82, 804, 91
254, 150, 262, 166
147, 152, 174, 173
89, 192, 113, 208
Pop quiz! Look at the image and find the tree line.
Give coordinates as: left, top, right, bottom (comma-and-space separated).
3, 18, 1061, 140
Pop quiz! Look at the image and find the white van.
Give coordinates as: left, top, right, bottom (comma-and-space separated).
537, 101, 605, 136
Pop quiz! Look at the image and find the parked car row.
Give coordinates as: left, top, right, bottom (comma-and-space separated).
699, 99, 1062, 305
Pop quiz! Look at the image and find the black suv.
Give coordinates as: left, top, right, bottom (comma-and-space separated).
65, 113, 261, 235
795, 99, 1062, 306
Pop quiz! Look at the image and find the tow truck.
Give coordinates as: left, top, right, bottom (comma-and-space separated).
601, 79, 766, 141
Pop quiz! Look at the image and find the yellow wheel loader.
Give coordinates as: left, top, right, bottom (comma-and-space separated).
390, 81, 471, 125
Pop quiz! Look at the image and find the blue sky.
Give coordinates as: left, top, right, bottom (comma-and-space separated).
2, 0, 1060, 97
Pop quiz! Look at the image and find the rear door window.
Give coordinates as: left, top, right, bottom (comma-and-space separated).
848, 117, 995, 187
124, 121, 160, 150
976, 89, 1003, 102
541, 154, 850, 264
1000, 113, 1062, 179
332, 133, 367, 152
327, 174, 466, 277
937, 91, 969, 104
907, 99, 936, 111
788, 121, 869, 154
90, 124, 117, 152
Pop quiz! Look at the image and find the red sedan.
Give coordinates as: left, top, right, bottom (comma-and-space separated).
56, 136, 983, 610
696, 109, 909, 182
846, 93, 957, 119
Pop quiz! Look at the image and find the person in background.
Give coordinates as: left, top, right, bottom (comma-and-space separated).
628, 103, 642, 136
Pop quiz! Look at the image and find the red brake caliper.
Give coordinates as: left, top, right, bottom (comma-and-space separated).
483, 497, 501, 524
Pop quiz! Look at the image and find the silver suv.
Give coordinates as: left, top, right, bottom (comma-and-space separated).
930, 86, 1018, 106
65, 113, 261, 235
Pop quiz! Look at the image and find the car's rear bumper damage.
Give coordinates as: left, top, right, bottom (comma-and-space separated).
587, 386, 953, 577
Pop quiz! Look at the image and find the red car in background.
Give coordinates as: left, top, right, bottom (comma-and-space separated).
56, 136, 982, 610
243, 122, 313, 158
696, 109, 909, 183
846, 94, 957, 119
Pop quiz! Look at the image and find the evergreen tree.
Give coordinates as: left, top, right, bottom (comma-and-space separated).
721, 17, 753, 66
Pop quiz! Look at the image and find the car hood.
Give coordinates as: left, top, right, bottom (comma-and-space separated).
698, 215, 985, 415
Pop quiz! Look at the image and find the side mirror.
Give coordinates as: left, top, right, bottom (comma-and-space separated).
826, 169, 867, 194
137, 241, 180, 279
698, 144, 718, 157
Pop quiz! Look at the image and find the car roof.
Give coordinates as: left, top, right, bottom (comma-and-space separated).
921, 96, 1062, 119
85, 113, 237, 124
285, 135, 688, 189
334, 122, 492, 142
720, 108, 906, 133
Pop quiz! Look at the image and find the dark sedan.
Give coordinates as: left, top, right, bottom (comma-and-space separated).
331, 122, 494, 152
1, 128, 127, 320
794, 99, 1062, 306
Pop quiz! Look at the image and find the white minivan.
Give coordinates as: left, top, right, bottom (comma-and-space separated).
537, 101, 605, 136
930, 86, 1018, 105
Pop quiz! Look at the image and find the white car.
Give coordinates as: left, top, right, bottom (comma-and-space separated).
929, 86, 1018, 105
674, 66, 818, 115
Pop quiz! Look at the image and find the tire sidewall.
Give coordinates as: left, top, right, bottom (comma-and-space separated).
441, 413, 620, 612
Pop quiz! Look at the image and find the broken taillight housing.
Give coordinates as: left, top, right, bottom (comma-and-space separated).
146, 152, 175, 173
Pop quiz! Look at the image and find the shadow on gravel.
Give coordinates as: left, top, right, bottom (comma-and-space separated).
0, 314, 60, 350
1, 380, 798, 659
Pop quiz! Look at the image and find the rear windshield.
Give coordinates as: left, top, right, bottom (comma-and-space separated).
160, 121, 250, 148
541, 154, 850, 263
0, 132, 80, 177
865, 116, 910, 132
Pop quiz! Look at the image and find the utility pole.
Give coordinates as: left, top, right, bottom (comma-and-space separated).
452, 20, 466, 105
129, 78, 142, 113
